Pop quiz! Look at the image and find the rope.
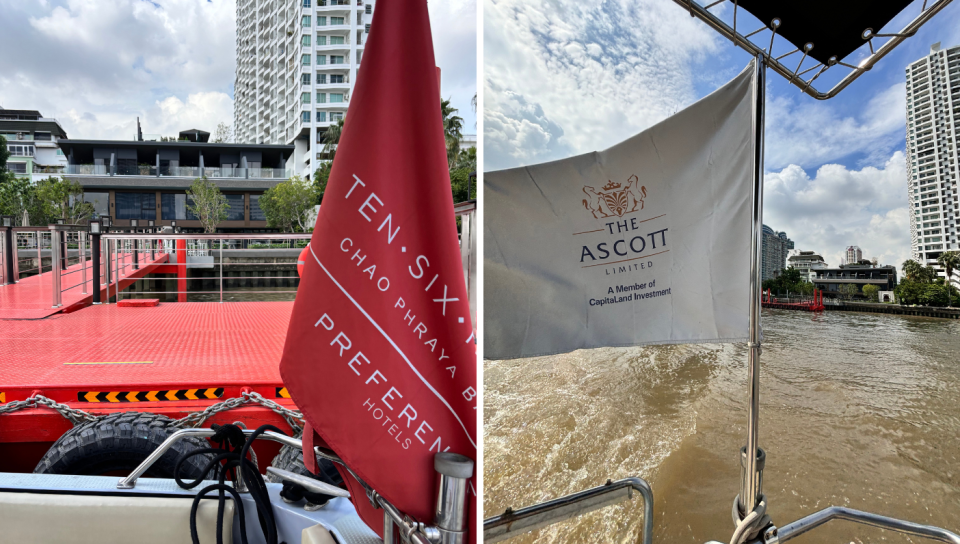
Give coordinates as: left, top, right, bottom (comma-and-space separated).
730, 494, 769, 544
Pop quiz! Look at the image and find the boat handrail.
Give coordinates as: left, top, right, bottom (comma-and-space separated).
482, 477, 653, 544
767, 507, 960, 544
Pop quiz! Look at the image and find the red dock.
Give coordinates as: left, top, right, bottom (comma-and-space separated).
0, 301, 296, 472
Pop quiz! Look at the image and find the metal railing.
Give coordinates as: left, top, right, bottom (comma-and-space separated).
64, 164, 292, 179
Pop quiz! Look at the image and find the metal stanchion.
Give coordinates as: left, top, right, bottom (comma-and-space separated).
131, 219, 139, 270
383, 514, 399, 544
91, 221, 102, 304
51, 226, 62, 308
80, 232, 87, 295
37, 231, 43, 277
1, 216, 14, 285
433, 453, 474, 544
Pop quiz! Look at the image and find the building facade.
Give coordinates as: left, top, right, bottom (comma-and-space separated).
761, 224, 794, 282
0, 108, 68, 182
905, 43, 960, 281
812, 264, 898, 298
59, 136, 294, 231
234, 0, 372, 180
787, 250, 827, 282
845, 245, 862, 265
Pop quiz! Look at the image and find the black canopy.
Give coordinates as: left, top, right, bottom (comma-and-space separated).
736, 0, 913, 65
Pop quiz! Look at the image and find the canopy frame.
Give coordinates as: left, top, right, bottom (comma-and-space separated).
672, 0, 954, 100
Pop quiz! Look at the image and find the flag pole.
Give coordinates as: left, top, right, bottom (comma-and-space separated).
739, 53, 766, 519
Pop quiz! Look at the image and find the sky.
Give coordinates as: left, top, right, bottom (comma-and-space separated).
483, 0, 960, 270
0, 0, 477, 140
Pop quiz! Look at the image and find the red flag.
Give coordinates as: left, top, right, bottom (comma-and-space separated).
279, 0, 477, 539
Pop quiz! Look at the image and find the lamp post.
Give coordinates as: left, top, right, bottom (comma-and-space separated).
1, 215, 14, 285
90, 220, 102, 304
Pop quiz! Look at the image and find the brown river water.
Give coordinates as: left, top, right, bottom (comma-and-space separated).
483, 309, 960, 543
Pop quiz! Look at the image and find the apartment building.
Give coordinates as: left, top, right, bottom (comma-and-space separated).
0, 108, 69, 181
761, 225, 795, 282
845, 245, 862, 265
905, 43, 960, 280
234, 0, 371, 179
787, 250, 828, 283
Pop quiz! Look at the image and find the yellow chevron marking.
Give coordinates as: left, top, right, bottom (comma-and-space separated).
106, 391, 120, 403
278, 388, 290, 399
64, 361, 153, 365
0, 392, 5, 403
185, 389, 199, 400
125, 392, 139, 402
165, 390, 179, 401
204, 389, 219, 399
146, 391, 159, 402
84, 392, 100, 402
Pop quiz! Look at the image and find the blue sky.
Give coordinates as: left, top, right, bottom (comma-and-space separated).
483, 0, 960, 269
0, 0, 476, 142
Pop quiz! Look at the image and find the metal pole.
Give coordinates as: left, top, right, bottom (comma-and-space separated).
433, 452, 474, 544
80, 233, 87, 295
37, 232, 42, 277
11, 231, 20, 283
739, 54, 766, 517
1, 228, 13, 285
383, 513, 399, 544
219, 238, 224, 303
115, 239, 121, 304
92, 232, 101, 304
51, 228, 62, 308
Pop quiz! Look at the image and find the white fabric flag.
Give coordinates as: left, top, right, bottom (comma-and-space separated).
484, 61, 757, 359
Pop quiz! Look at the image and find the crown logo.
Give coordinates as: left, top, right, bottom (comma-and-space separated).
582, 175, 647, 219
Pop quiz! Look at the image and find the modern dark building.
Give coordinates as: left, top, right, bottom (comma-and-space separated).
812, 263, 898, 297
59, 135, 295, 231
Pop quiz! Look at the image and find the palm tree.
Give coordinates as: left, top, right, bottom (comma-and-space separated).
441, 98, 464, 168
902, 259, 925, 282
321, 118, 345, 161
937, 251, 960, 306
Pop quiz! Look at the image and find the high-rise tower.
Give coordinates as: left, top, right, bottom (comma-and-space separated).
905, 43, 960, 278
234, 0, 371, 179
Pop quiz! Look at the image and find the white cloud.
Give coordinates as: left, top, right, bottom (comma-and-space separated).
429, 0, 478, 131
764, 152, 912, 268
483, 0, 721, 170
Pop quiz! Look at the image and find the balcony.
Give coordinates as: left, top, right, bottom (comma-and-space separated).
64, 164, 291, 179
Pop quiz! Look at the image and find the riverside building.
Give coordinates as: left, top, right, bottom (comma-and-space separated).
0, 108, 68, 182
761, 225, 794, 281
234, 0, 372, 179
906, 43, 960, 280
787, 250, 827, 282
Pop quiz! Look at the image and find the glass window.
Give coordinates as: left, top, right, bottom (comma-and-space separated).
331, 36, 344, 45
301, 73, 311, 85
317, 16, 326, 26
302, 15, 311, 27
302, 92, 311, 103
331, 17, 344, 25
331, 55, 344, 64
365, 4, 371, 13
301, 111, 311, 123
302, 35, 311, 47
316, 111, 327, 122
330, 93, 343, 103
317, 92, 326, 103
81, 192, 109, 217
316, 55, 326, 65
161, 193, 197, 221
303, 0, 310, 6
250, 195, 266, 221
7, 162, 26, 174
224, 194, 245, 221
330, 112, 343, 122
330, 74, 344, 83
115, 192, 156, 220
56, 148, 64, 155
317, 73, 326, 84
301, 54, 311, 65
316, 35, 326, 46
34, 132, 52, 141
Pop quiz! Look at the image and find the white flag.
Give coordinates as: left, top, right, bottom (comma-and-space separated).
484, 61, 757, 359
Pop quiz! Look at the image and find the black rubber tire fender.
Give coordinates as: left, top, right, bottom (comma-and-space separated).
34, 411, 213, 480
267, 442, 344, 488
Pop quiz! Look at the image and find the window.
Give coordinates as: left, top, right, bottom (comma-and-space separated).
330, 93, 344, 103
301, 73, 311, 85
56, 148, 64, 156
250, 195, 266, 221
302, 92, 311, 103
302, 54, 311, 65
317, 73, 326, 84
317, 16, 326, 26
331, 17, 344, 25
303, 0, 310, 6
316, 111, 327, 122
330, 35, 344, 45
224, 194, 245, 221
331, 112, 343, 122
7, 162, 26, 174
365, 24, 370, 33
302, 15, 311, 27
331, 55, 344, 64
8, 145, 35, 157
365, 4, 371, 13
330, 74, 344, 83
302, 35, 311, 47
316, 55, 326, 65
161, 194, 198, 221
81, 192, 109, 217
34, 132, 52, 141
116, 192, 157, 220
316, 35, 326, 45
316, 92, 326, 103
301, 111, 311, 123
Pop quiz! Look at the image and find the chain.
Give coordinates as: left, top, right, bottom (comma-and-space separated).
1, 391, 305, 433
0, 395, 99, 426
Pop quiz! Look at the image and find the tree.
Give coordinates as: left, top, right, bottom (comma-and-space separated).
0, 135, 10, 172
259, 174, 317, 232
320, 118, 344, 161
441, 98, 464, 168
213, 122, 233, 143
839, 284, 858, 300
901, 259, 937, 283
35, 176, 93, 224
937, 251, 960, 303
862, 284, 879, 302
313, 162, 332, 205
186, 177, 229, 233
0, 176, 42, 225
